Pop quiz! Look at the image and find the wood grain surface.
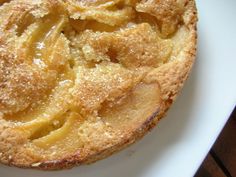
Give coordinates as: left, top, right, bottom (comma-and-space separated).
195, 153, 226, 177
194, 107, 236, 177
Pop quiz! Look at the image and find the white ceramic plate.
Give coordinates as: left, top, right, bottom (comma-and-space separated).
1, 0, 236, 177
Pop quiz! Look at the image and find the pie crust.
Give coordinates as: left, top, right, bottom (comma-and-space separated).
0, 0, 197, 170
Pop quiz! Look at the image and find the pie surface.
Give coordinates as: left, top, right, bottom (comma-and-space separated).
0, 0, 197, 170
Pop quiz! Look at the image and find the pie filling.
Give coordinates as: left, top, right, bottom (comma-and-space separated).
0, 0, 190, 162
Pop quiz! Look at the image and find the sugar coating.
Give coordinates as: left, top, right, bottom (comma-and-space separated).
0, 0, 197, 169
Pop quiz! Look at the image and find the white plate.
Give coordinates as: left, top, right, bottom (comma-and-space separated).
1, 0, 236, 177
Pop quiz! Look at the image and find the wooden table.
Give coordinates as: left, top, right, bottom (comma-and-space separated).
194, 107, 236, 177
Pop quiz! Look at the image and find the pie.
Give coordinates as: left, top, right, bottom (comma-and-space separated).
0, 0, 197, 170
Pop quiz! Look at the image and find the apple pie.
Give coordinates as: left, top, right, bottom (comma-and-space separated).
0, 0, 197, 170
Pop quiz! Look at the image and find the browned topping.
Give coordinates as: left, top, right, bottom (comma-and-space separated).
71, 23, 172, 68
0, 0, 197, 168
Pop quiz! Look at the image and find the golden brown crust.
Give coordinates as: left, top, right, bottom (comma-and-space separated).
0, 0, 197, 170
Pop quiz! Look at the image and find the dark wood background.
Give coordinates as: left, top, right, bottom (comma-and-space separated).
194, 107, 236, 177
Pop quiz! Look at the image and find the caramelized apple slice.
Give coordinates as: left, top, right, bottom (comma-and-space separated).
33, 112, 81, 148
67, 0, 135, 26
14, 79, 74, 136
136, 0, 184, 37
18, 15, 67, 66
100, 82, 161, 131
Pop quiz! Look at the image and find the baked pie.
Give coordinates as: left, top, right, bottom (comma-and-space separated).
0, 0, 197, 170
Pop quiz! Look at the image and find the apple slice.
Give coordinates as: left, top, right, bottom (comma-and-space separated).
100, 82, 162, 132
